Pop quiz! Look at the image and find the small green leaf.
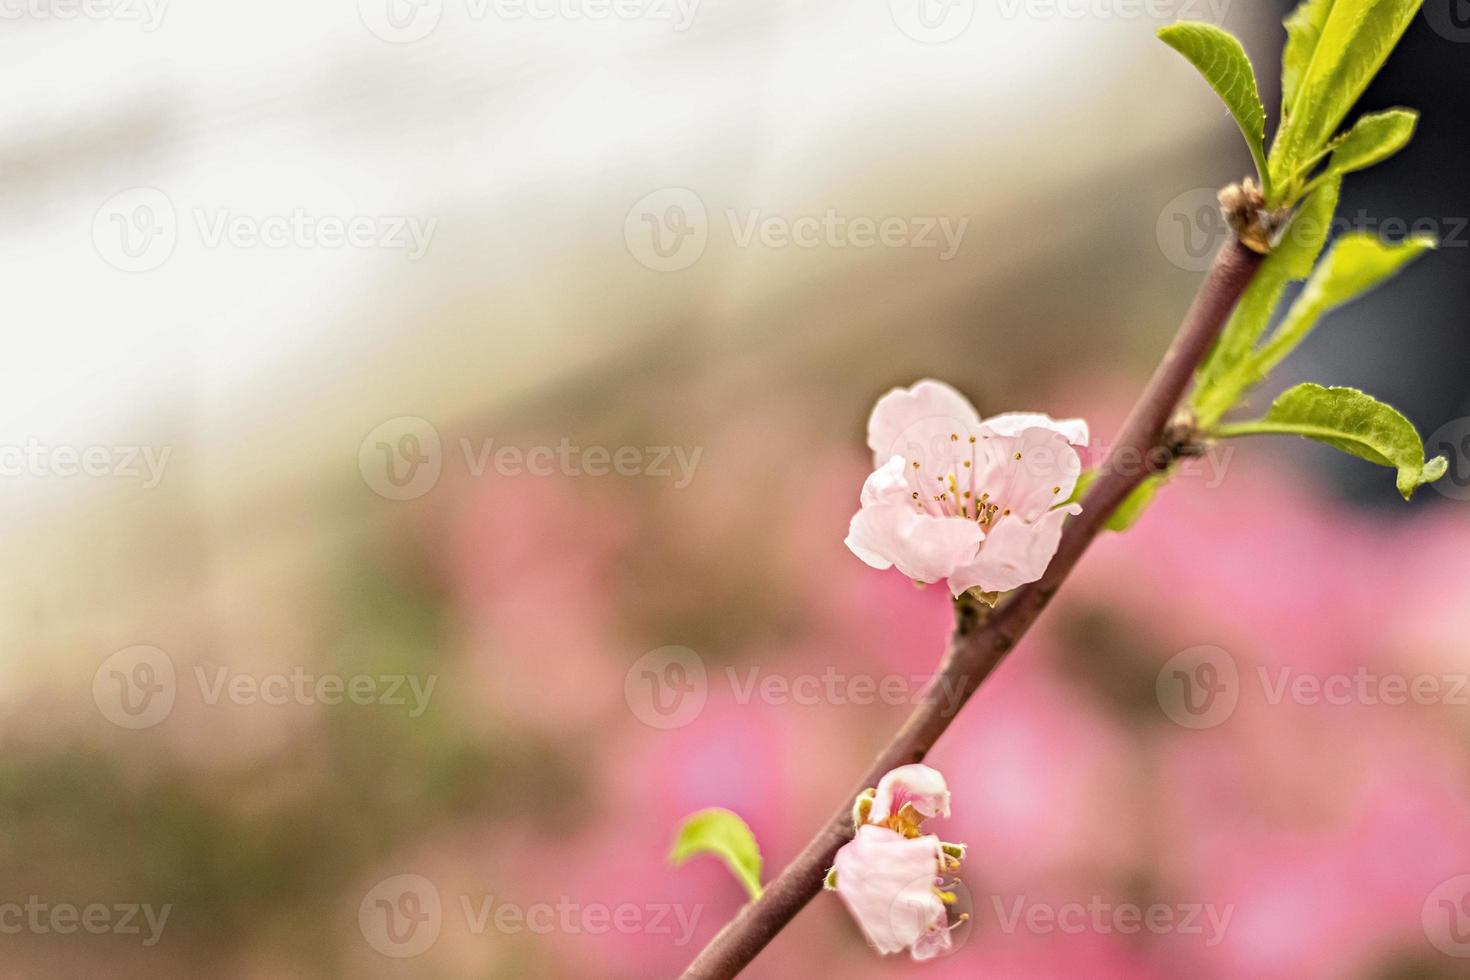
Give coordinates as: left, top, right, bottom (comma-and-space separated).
1159, 22, 1270, 191
1194, 177, 1341, 422
1322, 108, 1418, 178
670, 808, 764, 902
1066, 469, 1163, 532
1271, 0, 1423, 196
1215, 384, 1447, 499
1106, 476, 1165, 532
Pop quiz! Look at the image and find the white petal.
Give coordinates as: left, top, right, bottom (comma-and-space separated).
947, 503, 1080, 596
981, 411, 1090, 447
846, 504, 983, 586
833, 827, 947, 957
867, 380, 983, 469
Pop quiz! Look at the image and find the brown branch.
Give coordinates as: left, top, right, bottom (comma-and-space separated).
679, 236, 1264, 979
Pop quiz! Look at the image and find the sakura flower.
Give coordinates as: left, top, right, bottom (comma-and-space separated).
846, 379, 1087, 597
829, 764, 967, 961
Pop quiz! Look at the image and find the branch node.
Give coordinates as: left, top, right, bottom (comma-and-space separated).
1219, 178, 1288, 256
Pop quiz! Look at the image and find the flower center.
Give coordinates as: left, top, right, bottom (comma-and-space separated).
907, 433, 1013, 527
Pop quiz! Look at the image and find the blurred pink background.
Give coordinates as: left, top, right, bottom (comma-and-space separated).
3, 0, 1469, 977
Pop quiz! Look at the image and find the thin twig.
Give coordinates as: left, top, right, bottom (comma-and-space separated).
680, 236, 1264, 979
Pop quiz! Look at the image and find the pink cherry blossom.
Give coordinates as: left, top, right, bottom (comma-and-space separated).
833, 825, 953, 960
871, 763, 952, 824
845, 380, 1087, 597
830, 764, 967, 961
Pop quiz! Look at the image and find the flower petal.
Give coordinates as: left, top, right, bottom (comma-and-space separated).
947, 502, 1080, 596
871, 764, 952, 823
845, 504, 984, 585
859, 455, 911, 507
833, 826, 947, 957
867, 380, 983, 469
975, 427, 1082, 523
981, 411, 1090, 447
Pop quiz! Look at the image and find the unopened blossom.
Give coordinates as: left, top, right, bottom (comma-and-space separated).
828, 764, 966, 961
870, 763, 951, 826
845, 380, 1088, 596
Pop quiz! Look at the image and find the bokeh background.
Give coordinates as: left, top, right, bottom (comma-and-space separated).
3, 0, 1469, 977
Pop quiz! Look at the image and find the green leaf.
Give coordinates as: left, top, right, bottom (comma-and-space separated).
1216, 384, 1447, 499
1106, 476, 1165, 532
1194, 177, 1341, 423
1271, 0, 1423, 195
1158, 23, 1269, 191
1282, 0, 1336, 122
1321, 108, 1417, 178
1247, 232, 1435, 383
670, 808, 764, 901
